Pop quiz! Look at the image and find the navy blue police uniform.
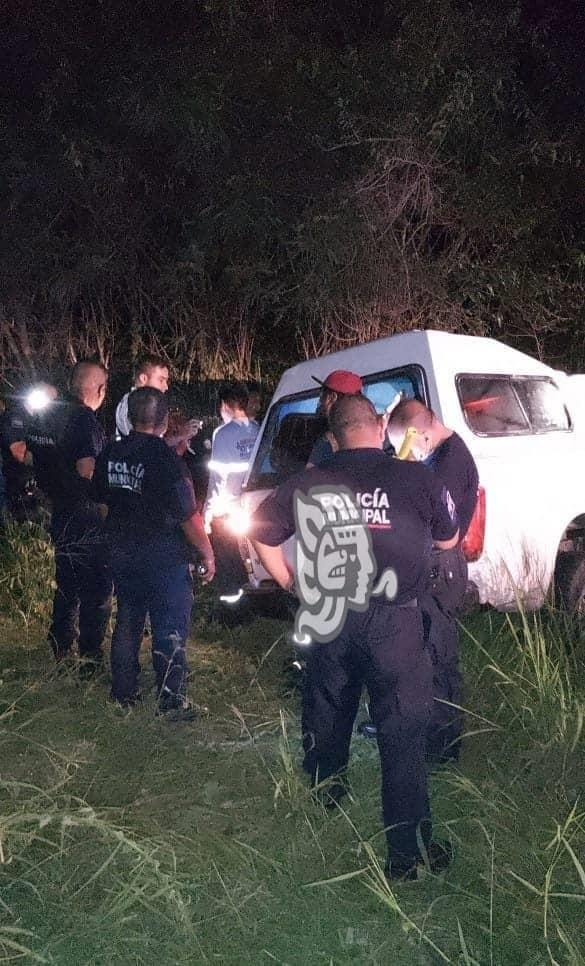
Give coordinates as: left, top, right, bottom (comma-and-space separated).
0, 408, 39, 522
250, 448, 457, 876
28, 399, 113, 664
95, 432, 198, 707
25, 406, 63, 515
422, 431, 479, 762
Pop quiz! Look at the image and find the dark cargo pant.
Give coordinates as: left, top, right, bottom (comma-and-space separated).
110, 561, 194, 704
48, 509, 112, 663
421, 546, 468, 763
302, 602, 433, 872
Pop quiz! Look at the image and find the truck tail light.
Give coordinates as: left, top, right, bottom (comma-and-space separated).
462, 486, 486, 562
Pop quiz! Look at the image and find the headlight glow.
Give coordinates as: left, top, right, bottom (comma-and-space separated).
227, 506, 251, 536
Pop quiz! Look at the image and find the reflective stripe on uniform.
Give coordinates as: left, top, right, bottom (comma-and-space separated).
207, 459, 249, 474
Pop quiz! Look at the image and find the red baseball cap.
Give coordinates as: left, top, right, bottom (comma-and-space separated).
312, 370, 363, 395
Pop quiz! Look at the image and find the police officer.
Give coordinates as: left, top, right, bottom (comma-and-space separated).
250, 395, 459, 880
387, 399, 479, 763
95, 388, 215, 715
36, 362, 112, 671
307, 370, 363, 467
0, 384, 57, 522
204, 382, 259, 601
20, 384, 60, 518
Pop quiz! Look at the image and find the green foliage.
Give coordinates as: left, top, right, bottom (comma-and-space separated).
0, 521, 54, 628
0, 0, 583, 382
0, 600, 584, 963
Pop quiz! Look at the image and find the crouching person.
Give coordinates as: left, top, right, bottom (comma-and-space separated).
95, 388, 215, 718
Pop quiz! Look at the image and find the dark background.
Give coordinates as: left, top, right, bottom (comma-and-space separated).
1, 0, 583, 401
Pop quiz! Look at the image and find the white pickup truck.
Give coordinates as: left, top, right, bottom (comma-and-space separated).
233, 330, 585, 613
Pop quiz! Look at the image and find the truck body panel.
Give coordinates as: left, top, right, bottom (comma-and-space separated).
237, 330, 585, 610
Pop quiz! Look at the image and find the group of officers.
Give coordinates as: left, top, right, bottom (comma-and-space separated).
0, 358, 478, 884
0, 357, 261, 714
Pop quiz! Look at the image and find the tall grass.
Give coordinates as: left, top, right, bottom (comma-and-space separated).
344, 608, 585, 965
0, 527, 584, 964
0, 520, 54, 630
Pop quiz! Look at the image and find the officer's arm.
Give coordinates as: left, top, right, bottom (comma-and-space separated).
249, 481, 297, 589
428, 475, 459, 550
76, 457, 96, 480
181, 511, 216, 583
434, 530, 459, 551
252, 541, 293, 592
165, 419, 201, 449
9, 440, 27, 463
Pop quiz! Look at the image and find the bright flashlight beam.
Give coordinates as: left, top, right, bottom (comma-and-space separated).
27, 388, 51, 413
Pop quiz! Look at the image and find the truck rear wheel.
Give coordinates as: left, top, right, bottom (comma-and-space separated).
554, 551, 585, 615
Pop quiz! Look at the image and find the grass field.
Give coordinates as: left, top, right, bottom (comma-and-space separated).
1, 524, 584, 965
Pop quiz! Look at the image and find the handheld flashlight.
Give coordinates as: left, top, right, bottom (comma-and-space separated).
26, 387, 52, 413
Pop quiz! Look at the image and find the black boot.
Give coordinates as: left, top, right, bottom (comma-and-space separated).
385, 840, 453, 883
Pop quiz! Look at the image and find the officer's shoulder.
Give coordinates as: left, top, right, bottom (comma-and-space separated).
274, 464, 318, 496
153, 437, 186, 470
390, 457, 435, 485
98, 435, 124, 459
68, 402, 94, 425
149, 434, 175, 455
452, 431, 476, 464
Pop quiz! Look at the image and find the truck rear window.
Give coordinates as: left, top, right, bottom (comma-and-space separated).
457, 374, 570, 436
247, 365, 426, 489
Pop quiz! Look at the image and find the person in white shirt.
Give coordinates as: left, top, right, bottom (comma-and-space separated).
116, 355, 199, 448
116, 356, 170, 438
204, 383, 259, 603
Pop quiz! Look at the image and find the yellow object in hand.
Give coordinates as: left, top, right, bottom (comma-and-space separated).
397, 426, 418, 460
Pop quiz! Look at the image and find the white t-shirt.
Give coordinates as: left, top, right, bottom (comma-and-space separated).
204, 417, 259, 520
115, 391, 133, 438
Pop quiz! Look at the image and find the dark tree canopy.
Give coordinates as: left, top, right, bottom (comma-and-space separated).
0, 0, 583, 386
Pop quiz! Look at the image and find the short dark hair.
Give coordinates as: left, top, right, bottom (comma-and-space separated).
133, 355, 169, 380
128, 387, 168, 429
329, 395, 378, 444
69, 360, 108, 396
246, 380, 261, 395
219, 382, 249, 410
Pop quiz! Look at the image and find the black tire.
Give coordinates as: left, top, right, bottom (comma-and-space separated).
554, 551, 585, 615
